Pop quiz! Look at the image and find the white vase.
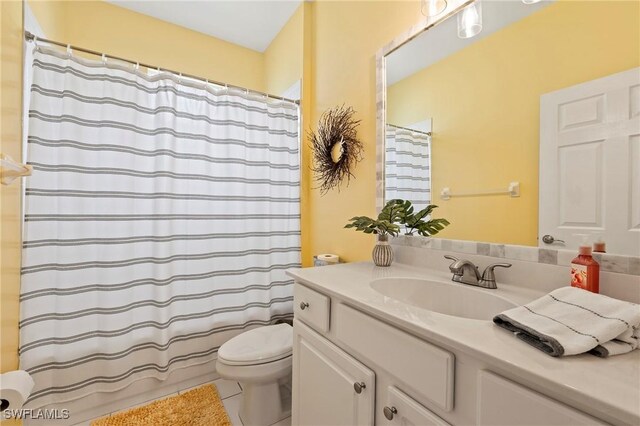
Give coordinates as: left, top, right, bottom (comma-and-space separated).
372, 234, 394, 267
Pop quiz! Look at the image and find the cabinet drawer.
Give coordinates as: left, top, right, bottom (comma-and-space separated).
384, 386, 450, 426
478, 371, 606, 425
335, 303, 455, 412
294, 283, 330, 333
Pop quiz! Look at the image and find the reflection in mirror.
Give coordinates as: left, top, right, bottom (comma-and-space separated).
385, 121, 432, 211
421, 0, 448, 17
383, 0, 640, 255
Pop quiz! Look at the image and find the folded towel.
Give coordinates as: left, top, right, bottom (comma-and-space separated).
493, 287, 640, 357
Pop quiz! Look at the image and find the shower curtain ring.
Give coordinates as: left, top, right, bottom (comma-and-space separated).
102, 54, 107, 64
66, 44, 72, 57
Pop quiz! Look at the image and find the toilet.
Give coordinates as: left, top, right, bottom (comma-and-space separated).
216, 323, 293, 426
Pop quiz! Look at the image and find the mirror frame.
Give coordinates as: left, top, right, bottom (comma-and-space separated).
375, 0, 640, 274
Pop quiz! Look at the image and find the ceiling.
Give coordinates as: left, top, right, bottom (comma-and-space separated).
386, 0, 552, 85
106, 0, 302, 52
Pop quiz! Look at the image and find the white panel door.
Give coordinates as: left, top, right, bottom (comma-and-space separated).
292, 319, 375, 426
539, 67, 640, 255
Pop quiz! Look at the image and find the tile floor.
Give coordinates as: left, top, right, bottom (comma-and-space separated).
76, 378, 291, 426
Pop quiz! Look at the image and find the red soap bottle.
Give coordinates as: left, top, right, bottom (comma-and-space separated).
570, 244, 600, 293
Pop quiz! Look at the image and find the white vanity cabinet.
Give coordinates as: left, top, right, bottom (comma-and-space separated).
292, 282, 609, 426
292, 282, 455, 426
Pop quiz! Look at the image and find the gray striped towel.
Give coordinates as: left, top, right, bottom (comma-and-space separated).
493, 287, 640, 357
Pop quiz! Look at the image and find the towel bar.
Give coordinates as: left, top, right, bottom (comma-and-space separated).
440, 181, 519, 200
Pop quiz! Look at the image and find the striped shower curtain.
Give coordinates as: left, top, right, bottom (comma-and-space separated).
385, 125, 432, 209
20, 47, 300, 407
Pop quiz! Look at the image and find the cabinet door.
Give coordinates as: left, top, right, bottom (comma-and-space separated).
292, 319, 375, 426
478, 371, 606, 425
382, 386, 450, 426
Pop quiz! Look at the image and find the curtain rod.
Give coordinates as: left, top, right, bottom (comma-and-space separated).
386, 123, 432, 137
24, 31, 300, 105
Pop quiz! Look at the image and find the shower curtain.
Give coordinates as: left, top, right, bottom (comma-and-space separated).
20, 47, 300, 408
385, 125, 432, 209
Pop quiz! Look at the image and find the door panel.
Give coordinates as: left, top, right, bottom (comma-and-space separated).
557, 141, 602, 227
292, 319, 375, 426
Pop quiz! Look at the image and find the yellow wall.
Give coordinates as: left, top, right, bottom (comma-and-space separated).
1, 0, 23, 372
0, 0, 24, 418
29, 0, 266, 92
387, 1, 640, 246
264, 4, 304, 96
299, 2, 314, 267
305, 1, 422, 263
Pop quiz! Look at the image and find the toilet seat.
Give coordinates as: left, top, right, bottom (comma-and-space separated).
218, 323, 292, 366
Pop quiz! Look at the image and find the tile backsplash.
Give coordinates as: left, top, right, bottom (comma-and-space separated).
392, 236, 640, 276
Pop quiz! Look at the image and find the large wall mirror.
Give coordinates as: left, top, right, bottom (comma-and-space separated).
379, 0, 640, 256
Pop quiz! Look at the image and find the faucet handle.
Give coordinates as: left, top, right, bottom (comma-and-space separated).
482, 263, 512, 282
444, 255, 459, 272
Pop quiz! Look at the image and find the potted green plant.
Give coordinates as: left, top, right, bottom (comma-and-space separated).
395, 200, 450, 236
345, 199, 450, 266
344, 200, 404, 266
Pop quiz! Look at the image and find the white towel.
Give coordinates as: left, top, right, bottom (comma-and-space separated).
493, 287, 640, 357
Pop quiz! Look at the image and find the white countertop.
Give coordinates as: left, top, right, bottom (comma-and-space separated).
286, 262, 640, 425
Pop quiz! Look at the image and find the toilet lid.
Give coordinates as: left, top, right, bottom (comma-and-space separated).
218, 323, 292, 366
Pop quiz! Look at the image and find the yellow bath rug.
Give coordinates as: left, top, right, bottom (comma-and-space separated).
91, 384, 232, 426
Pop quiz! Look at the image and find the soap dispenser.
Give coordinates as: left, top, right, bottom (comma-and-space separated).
570, 234, 600, 293
593, 234, 606, 253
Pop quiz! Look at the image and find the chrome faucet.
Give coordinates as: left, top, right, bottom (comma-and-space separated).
444, 255, 512, 289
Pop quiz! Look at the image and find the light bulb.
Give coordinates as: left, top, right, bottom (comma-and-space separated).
421, 0, 447, 17
457, 0, 483, 39
522, 0, 542, 4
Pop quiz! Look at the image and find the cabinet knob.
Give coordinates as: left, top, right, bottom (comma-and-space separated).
383, 406, 397, 420
299, 302, 309, 310
353, 382, 366, 394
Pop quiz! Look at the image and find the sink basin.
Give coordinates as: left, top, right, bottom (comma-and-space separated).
370, 278, 517, 320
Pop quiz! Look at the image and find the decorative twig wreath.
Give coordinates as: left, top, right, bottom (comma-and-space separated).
310, 105, 364, 194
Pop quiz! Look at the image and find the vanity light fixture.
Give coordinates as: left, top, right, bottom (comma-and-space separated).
421, 0, 447, 17
457, 0, 483, 39
522, 0, 542, 4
